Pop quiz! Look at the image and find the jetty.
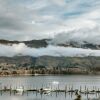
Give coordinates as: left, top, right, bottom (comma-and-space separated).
0, 85, 100, 96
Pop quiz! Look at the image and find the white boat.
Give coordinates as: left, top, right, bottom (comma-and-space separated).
43, 87, 51, 91
39, 87, 52, 94
16, 86, 24, 95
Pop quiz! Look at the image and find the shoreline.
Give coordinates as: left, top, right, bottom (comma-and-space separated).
0, 73, 100, 77
0, 68, 99, 77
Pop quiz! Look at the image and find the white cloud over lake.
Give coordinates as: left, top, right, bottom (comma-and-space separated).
0, 0, 100, 44
0, 43, 100, 57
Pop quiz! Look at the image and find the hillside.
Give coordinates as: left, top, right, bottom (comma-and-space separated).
0, 56, 100, 75
0, 39, 48, 48
0, 39, 100, 75
0, 39, 100, 49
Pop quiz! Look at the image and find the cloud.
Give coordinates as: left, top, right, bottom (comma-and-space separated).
51, 0, 66, 6
51, 26, 100, 45
51, 9, 100, 45
0, 0, 100, 43
0, 0, 100, 57
0, 43, 100, 57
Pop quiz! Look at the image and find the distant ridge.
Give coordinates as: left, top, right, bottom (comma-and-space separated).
0, 39, 100, 49
0, 56, 100, 75
0, 39, 48, 48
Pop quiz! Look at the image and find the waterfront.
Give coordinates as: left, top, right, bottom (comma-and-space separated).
0, 75, 100, 100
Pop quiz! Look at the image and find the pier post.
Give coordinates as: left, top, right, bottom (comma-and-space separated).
56, 88, 57, 97
36, 87, 37, 96
0, 86, 2, 96
27, 90, 28, 96
10, 85, 12, 96
80, 86, 82, 92
65, 85, 67, 92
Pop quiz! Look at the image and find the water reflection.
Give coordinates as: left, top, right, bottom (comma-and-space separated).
0, 75, 100, 100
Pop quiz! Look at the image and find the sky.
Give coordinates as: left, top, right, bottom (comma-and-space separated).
0, 0, 100, 57
0, 0, 100, 43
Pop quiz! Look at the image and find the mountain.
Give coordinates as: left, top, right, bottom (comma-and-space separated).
0, 39, 48, 48
35, 56, 100, 70
0, 56, 100, 75
0, 56, 35, 64
0, 39, 100, 49
0, 39, 100, 75
50, 41, 100, 50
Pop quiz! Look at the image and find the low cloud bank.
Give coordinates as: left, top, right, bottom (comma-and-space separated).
51, 26, 100, 45
0, 43, 100, 57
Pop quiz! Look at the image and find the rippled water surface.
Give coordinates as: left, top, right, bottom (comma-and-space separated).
0, 75, 100, 100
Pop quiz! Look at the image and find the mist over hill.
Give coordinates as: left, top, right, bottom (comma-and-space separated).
0, 39, 100, 50
0, 39, 100, 75
0, 0, 100, 75
0, 39, 48, 48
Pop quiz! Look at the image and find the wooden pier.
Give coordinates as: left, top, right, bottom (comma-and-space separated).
0, 85, 100, 96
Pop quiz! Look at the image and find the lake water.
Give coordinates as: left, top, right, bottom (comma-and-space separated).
0, 75, 100, 100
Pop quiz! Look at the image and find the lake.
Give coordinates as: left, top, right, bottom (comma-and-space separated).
0, 75, 100, 100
